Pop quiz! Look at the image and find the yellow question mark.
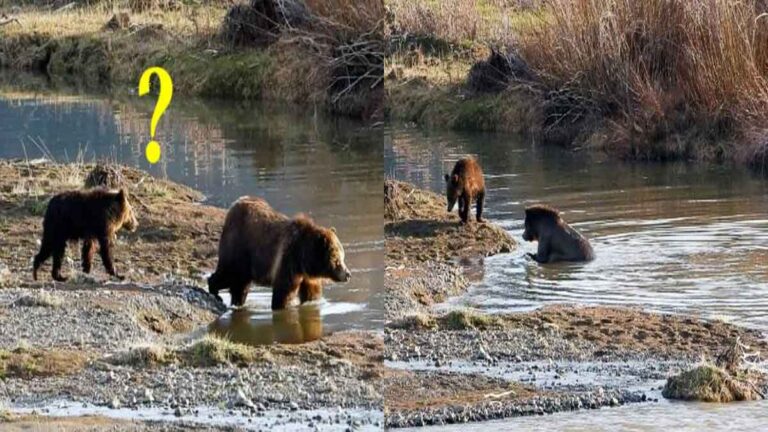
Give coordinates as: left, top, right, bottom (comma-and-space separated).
138, 67, 173, 164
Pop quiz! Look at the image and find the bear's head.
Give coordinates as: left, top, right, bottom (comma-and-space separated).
444, 173, 462, 212
293, 217, 351, 282
522, 205, 560, 242
115, 189, 138, 232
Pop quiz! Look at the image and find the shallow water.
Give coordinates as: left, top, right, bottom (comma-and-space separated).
399, 397, 768, 432
0, 78, 384, 341
386, 126, 768, 331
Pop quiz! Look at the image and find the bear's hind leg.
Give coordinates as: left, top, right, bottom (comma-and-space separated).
81, 239, 96, 274
33, 241, 53, 281
51, 241, 68, 282
299, 278, 323, 303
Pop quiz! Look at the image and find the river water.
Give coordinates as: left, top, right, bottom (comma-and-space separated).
0, 79, 384, 343
386, 126, 768, 331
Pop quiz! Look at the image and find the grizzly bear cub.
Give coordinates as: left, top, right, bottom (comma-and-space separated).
522, 205, 594, 263
33, 188, 138, 281
208, 196, 351, 309
444, 157, 485, 224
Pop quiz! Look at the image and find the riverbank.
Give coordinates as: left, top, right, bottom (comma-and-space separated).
385, 0, 768, 167
0, 160, 383, 429
384, 180, 515, 320
382, 179, 768, 428
0, 0, 383, 119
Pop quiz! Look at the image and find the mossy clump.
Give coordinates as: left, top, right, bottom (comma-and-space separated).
662, 364, 765, 402
440, 310, 503, 331
11, 292, 62, 308
182, 335, 263, 367
388, 313, 437, 330
112, 344, 175, 367
0, 348, 89, 379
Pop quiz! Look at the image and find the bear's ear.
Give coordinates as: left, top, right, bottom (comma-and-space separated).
117, 188, 127, 200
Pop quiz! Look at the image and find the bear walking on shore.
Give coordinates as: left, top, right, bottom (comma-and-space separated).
208, 196, 351, 309
33, 188, 138, 281
522, 205, 594, 263
445, 157, 486, 224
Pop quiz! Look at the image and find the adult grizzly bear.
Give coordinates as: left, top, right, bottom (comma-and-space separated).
522, 205, 594, 263
33, 188, 138, 281
444, 157, 485, 224
208, 197, 351, 309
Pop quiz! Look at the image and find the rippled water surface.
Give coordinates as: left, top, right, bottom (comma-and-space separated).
386, 126, 768, 330
0, 77, 383, 341
400, 397, 768, 432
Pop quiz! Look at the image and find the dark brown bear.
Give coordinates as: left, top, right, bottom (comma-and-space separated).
522, 205, 594, 263
33, 188, 138, 281
208, 196, 351, 309
444, 157, 485, 224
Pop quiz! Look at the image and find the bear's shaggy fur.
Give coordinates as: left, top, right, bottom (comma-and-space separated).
444, 157, 486, 224
522, 205, 594, 263
208, 196, 351, 309
33, 188, 138, 281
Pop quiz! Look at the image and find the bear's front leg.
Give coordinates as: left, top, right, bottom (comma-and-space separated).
97, 236, 123, 280
299, 278, 323, 303
272, 274, 302, 310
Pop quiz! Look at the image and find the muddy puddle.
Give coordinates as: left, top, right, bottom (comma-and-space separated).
10, 401, 383, 431
385, 126, 768, 331
0, 76, 383, 343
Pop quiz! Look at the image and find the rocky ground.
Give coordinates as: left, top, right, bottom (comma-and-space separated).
0, 160, 383, 430
382, 180, 768, 428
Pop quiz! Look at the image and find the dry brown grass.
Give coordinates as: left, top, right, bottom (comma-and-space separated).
0, 3, 225, 40
517, 0, 768, 164
387, 0, 546, 46
0, 347, 90, 379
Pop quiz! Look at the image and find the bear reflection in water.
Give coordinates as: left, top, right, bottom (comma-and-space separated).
208, 305, 323, 346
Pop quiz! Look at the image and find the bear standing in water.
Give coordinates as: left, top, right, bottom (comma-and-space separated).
445, 157, 485, 224
33, 188, 138, 281
522, 205, 594, 263
208, 197, 351, 309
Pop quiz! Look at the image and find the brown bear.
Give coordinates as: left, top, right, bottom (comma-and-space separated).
33, 188, 138, 281
207, 196, 351, 309
445, 157, 485, 224
522, 205, 594, 263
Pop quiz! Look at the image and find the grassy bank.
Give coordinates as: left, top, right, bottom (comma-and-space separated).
0, 0, 383, 119
386, 0, 768, 167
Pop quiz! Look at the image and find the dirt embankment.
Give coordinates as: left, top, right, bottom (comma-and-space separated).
0, 160, 383, 429
384, 179, 515, 319
0, 0, 383, 120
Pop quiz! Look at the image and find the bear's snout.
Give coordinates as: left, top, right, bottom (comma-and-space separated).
334, 267, 351, 282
